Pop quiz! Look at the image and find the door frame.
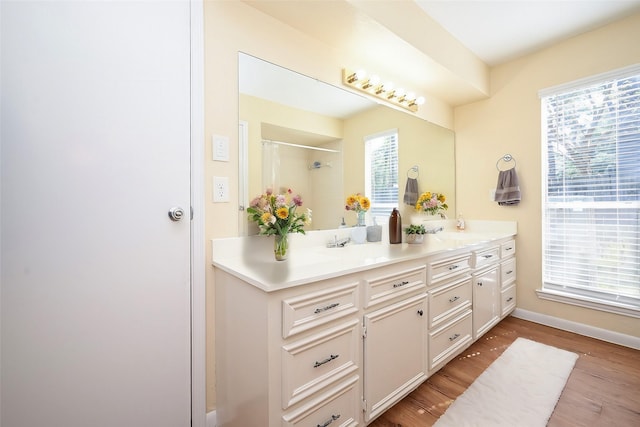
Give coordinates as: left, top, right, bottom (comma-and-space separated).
190, 1, 206, 426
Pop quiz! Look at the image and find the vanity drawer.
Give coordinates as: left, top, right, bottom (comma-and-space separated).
428, 274, 472, 329
429, 310, 473, 371
501, 284, 517, 316
281, 319, 359, 409
472, 246, 500, 268
501, 239, 516, 258
364, 264, 426, 309
282, 375, 359, 427
428, 254, 471, 286
501, 258, 516, 286
282, 282, 359, 339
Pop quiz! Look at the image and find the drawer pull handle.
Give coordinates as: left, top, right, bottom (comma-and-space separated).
313, 354, 339, 368
449, 296, 460, 303
448, 265, 459, 271
505, 247, 513, 251
506, 270, 513, 274
477, 281, 483, 287
507, 297, 514, 302
393, 280, 409, 288
449, 333, 461, 342
482, 254, 494, 259
417, 309, 424, 316
317, 414, 341, 427
314, 303, 339, 314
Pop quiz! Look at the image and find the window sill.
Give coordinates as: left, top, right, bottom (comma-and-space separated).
536, 288, 640, 319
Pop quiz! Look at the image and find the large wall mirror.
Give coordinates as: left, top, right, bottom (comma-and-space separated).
238, 52, 456, 235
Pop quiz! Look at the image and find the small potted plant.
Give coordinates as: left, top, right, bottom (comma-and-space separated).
404, 224, 426, 244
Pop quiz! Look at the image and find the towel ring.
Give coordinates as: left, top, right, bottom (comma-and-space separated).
407, 165, 419, 179
496, 154, 516, 171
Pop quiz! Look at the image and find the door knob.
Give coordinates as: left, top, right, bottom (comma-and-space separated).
168, 207, 185, 222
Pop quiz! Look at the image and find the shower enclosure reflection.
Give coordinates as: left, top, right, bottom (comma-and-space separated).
261, 138, 343, 231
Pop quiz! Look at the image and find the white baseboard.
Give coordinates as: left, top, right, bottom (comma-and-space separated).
207, 410, 216, 427
512, 308, 640, 350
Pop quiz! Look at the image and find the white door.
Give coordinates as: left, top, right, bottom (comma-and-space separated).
1, 2, 192, 426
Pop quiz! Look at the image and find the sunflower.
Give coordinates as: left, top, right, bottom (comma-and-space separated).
359, 196, 371, 210
276, 207, 289, 220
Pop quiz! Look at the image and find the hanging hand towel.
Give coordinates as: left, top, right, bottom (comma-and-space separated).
403, 177, 419, 206
494, 168, 521, 205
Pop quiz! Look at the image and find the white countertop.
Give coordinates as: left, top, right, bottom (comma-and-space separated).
212, 220, 517, 292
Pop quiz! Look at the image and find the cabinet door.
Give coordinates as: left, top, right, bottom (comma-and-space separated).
363, 294, 427, 423
472, 266, 499, 339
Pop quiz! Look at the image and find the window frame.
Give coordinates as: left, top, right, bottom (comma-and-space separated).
538, 64, 640, 318
364, 128, 399, 219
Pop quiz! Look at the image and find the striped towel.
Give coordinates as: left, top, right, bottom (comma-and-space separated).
494, 168, 521, 206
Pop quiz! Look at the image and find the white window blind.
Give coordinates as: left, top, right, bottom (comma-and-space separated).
540, 64, 640, 314
365, 129, 399, 218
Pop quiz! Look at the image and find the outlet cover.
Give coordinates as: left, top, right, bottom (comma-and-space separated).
213, 176, 229, 202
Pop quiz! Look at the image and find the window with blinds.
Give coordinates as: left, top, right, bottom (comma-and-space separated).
364, 129, 399, 218
540, 64, 640, 315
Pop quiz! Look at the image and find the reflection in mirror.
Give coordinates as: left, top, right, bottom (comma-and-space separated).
238, 52, 456, 235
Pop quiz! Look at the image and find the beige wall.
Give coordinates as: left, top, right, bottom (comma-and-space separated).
455, 13, 640, 339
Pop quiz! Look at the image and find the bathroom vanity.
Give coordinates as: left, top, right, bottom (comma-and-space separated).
213, 221, 516, 426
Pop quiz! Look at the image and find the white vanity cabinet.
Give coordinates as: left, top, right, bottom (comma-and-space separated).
426, 252, 474, 372
213, 223, 517, 426
472, 264, 499, 339
361, 264, 427, 423
215, 269, 362, 427
471, 244, 505, 339
500, 239, 517, 316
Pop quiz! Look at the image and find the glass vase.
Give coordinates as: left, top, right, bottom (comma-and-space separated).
351, 211, 367, 244
274, 234, 289, 261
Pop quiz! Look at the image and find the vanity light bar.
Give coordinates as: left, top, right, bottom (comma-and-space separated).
342, 68, 425, 112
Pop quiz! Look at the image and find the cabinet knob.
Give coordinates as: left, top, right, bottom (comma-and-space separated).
417, 309, 424, 317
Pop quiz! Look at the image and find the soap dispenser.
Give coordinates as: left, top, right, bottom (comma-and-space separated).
389, 208, 402, 244
456, 213, 466, 231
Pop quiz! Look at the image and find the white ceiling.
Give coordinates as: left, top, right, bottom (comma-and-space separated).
415, 0, 640, 66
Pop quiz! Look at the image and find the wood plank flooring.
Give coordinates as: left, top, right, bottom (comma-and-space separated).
369, 316, 640, 426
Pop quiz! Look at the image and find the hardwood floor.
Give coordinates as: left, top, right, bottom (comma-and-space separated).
369, 316, 640, 426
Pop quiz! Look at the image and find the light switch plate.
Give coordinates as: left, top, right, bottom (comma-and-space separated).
213, 176, 229, 202
212, 134, 230, 162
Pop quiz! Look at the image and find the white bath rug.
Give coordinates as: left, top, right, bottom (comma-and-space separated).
434, 337, 578, 427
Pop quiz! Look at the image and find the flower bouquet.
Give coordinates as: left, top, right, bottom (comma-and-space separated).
415, 191, 448, 218
345, 193, 370, 226
345, 193, 370, 244
247, 188, 310, 260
